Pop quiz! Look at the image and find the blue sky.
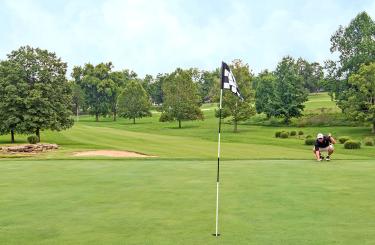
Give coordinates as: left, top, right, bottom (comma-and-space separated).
0, 0, 374, 77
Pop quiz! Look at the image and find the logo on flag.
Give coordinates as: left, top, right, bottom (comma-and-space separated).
221, 62, 243, 100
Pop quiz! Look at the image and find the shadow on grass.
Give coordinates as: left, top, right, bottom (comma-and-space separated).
166, 125, 201, 130
119, 121, 154, 126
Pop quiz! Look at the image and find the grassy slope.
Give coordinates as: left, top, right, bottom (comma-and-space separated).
303, 92, 340, 114
0, 93, 374, 160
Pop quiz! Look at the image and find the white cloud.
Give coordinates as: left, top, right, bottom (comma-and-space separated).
0, 0, 374, 77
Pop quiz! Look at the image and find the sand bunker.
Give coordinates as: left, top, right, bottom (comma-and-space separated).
73, 150, 154, 158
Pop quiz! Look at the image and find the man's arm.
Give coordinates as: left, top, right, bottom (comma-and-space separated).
328, 134, 336, 144
314, 141, 321, 160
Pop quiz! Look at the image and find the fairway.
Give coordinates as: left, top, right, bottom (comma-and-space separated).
1, 159, 374, 244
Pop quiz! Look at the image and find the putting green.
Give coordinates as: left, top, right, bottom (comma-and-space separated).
0, 159, 374, 244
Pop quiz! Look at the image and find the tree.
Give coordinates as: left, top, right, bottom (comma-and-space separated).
5, 46, 73, 140
272, 56, 308, 123
0, 61, 26, 143
296, 58, 324, 93
344, 63, 375, 133
140, 74, 154, 100
217, 59, 256, 132
109, 71, 129, 121
198, 69, 220, 103
71, 81, 85, 121
145, 73, 167, 105
72, 63, 115, 121
118, 80, 151, 124
328, 12, 375, 102
160, 68, 203, 128
255, 70, 276, 118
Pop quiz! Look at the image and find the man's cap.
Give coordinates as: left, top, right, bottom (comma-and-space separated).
317, 133, 324, 139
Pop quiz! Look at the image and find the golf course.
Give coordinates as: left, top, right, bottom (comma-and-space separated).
1, 4, 374, 244
1, 93, 374, 244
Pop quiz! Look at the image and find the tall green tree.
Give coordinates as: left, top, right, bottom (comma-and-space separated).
141, 74, 154, 99
0, 61, 27, 143
328, 12, 375, 103
272, 56, 308, 123
109, 71, 130, 121
146, 73, 167, 105
296, 58, 324, 93
5, 46, 73, 140
255, 70, 276, 118
160, 68, 203, 128
217, 60, 256, 132
118, 80, 151, 124
344, 63, 375, 133
72, 63, 115, 121
71, 81, 85, 121
198, 69, 220, 103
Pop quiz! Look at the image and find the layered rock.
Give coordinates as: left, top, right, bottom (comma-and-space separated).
1, 144, 58, 153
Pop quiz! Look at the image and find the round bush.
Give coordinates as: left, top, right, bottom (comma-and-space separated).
338, 136, 350, 144
344, 140, 361, 149
280, 131, 289, 138
363, 137, 374, 146
298, 131, 304, 136
290, 130, 297, 136
27, 135, 39, 144
305, 138, 315, 145
275, 131, 282, 138
305, 135, 312, 139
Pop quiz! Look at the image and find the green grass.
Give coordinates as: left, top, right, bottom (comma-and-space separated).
1, 98, 374, 160
0, 159, 374, 244
0, 94, 374, 244
303, 92, 340, 114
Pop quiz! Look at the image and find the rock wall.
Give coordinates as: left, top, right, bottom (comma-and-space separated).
0, 144, 58, 153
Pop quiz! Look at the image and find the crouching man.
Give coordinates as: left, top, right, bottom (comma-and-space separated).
313, 133, 336, 161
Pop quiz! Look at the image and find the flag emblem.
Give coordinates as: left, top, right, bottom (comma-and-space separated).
221, 62, 243, 100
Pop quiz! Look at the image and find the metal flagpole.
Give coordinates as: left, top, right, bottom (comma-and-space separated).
214, 64, 224, 237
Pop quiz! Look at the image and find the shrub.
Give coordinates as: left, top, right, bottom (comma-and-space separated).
27, 135, 39, 144
280, 131, 289, 138
338, 136, 350, 144
290, 130, 297, 136
298, 131, 304, 136
364, 137, 374, 146
344, 140, 361, 149
305, 138, 315, 145
159, 112, 173, 122
275, 131, 282, 138
306, 135, 312, 139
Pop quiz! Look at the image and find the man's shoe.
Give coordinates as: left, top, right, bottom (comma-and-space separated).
326, 155, 331, 161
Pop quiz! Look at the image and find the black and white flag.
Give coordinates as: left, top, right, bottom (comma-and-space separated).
221, 62, 243, 100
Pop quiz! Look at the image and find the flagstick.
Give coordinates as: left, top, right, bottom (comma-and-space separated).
214, 85, 223, 237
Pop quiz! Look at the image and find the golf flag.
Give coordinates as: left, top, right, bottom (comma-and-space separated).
221, 62, 243, 100
214, 61, 244, 237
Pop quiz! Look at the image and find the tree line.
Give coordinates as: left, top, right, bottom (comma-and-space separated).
0, 11, 374, 143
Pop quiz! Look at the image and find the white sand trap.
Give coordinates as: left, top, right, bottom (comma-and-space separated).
74, 150, 154, 158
